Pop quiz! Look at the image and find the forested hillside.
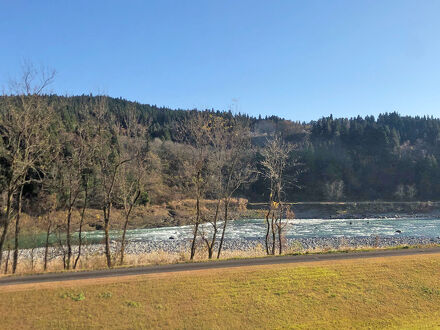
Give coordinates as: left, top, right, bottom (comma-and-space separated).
4, 94, 438, 202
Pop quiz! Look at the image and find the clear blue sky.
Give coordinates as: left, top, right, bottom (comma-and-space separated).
1, 0, 440, 122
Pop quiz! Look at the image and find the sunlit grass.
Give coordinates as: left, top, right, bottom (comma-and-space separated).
2, 253, 440, 329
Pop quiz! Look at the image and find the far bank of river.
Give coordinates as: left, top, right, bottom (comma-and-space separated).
248, 201, 440, 220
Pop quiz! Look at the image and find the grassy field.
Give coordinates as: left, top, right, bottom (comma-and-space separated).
1, 254, 440, 329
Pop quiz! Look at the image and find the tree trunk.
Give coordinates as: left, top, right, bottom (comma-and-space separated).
66, 205, 73, 270
278, 221, 282, 255
190, 193, 201, 260
190, 223, 199, 260
278, 198, 283, 255
44, 221, 52, 271
203, 233, 215, 259
103, 205, 112, 268
264, 208, 271, 255
12, 186, 24, 274
202, 201, 220, 260
206, 200, 220, 259
30, 248, 35, 271
120, 191, 140, 266
207, 244, 213, 259
4, 244, 10, 274
217, 198, 229, 259
0, 191, 13, 267
271, 213, 276, 255
56, 232, 67, 269
74, 187, 88, 270
120, 213, 129, 265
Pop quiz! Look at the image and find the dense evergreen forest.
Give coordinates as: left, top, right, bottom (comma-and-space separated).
15, 94, 439, 203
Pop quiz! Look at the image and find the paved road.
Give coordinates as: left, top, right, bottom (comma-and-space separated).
1, 247, 440, 286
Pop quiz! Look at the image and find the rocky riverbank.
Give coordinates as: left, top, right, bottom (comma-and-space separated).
8, 235, 440, 262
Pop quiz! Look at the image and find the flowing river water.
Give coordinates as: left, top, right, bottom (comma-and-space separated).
82, 217, 440, 243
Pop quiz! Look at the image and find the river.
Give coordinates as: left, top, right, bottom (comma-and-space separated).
82, 217, 440, 243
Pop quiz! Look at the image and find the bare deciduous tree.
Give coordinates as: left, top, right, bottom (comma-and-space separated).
261, 135, 300, 255
215, 119, 255, 259
0, 63, 59, 272
115, 105, 150, 265
92, 96, 133, 268
177, 112, 212, 260
56, 103, 96, 270
324, 180, 344, 201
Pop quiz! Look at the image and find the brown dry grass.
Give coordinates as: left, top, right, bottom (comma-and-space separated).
3, 243, 269, 275
1, 253, 440, 329
5, 240, 437, 276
